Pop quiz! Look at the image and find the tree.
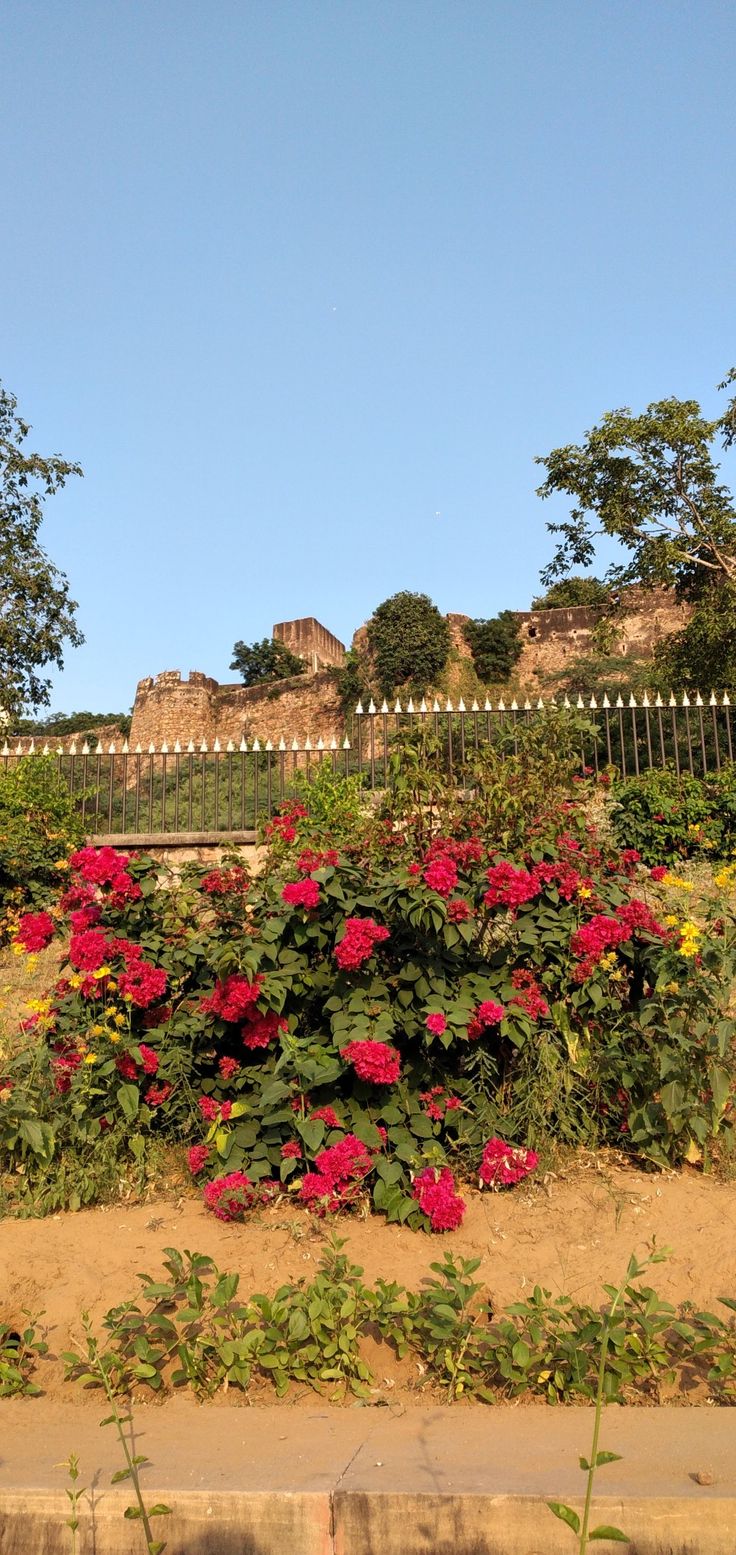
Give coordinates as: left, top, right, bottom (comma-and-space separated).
531, 575, 610, 611
230, 636, 306, 687
537, 373, 736, 596
366, 591, 451, 698
0, 382, 84, 717
463, 612, 522, 684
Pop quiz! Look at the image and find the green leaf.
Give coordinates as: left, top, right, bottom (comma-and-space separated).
111, 1468, 132, 1483
123, 1505, 143, 1518
547, 1502, 580, 1534
116, 1083, 140, 1123
589, 1526, 629, 1541
147, 1504, 172, 1517
594, 1451, 623, 1467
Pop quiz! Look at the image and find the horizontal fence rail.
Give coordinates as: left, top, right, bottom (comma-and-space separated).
3, 691, 734, 837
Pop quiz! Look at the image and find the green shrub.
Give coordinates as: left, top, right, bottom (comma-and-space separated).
610, 767, 736, 864
532, 576, 610, 611
366, 591, 451, 698
462, 612, 522, 685
0, 756, 84, 918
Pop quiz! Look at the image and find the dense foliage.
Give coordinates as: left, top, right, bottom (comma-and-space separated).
531, 576, 610, 611
3, 725, 735, 1222
462, 612, 522, 685
0, 756, 84, 918
13, 711, 132, 738
0, 382, 84, 717
611, 767, 736, 865
366, 591, 451, 698
230, 637, 306, 687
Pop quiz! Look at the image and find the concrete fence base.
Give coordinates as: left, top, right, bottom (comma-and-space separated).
0, 1401, 734, 1554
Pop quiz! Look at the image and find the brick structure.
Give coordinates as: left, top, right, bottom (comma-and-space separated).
273, 617, 346, 670
130, 668, 343, 749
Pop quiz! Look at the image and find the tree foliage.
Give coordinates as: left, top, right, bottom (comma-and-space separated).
537, 374, 736, 596
15, 710, 131, 737
531, 575, 610, 611
462, 612, 522, 685
366, 591, 451, 698
0, 382, 84, 716
656, 583, 736, 692
230, 637, 306, 687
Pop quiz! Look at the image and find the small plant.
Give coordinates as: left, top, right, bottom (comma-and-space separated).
60, 1454, 86, 1555
0, 1313, 48, 1396
547, 1245, 669, 1552
78, 1314, 171, 1555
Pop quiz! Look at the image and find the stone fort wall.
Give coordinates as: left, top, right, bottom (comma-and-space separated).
129, 594, 690, 748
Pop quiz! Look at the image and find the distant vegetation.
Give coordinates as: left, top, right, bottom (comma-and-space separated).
230, 637, 306, 687
462, 612, 523, 684
531, 576, 610, 611
14, 710, 131, 737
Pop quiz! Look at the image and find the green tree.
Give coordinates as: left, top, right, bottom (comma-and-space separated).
656, 582, 736, 692
0, 383, 84, 717
463, 612, 522, 684
531, 576, 610, 611
366, 591, 451, 698
230, 636, 306, 687
537, 373, 736, 595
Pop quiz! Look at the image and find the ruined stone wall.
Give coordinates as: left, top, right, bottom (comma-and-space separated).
512, 589, 691, 686
130, 669, 343, 748
273, 617, 346, 669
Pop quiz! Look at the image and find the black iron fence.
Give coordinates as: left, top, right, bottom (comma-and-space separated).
2, 691, 734, 839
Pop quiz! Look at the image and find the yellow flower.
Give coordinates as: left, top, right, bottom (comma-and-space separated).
680, 920, 700, 938
610, 968, 624, 983
578, 886, 592, 899
106, 979, 117, 992
662, 875, 694, 892
90, 1023, 104, 1037
664, 981, 680, 994
84, 1053, 97, 1064
665, 915, 678, 926
54, 858, 70, 870
114, 1013, 126, 1027
679, 941, 698, 958
92, 965, 111, 981
26, 955, 38, 972
69, 974, 82, 990
10, 942, 24, 958
107, 1032, 120, 1044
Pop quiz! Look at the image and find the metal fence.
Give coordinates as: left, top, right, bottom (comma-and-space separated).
2, 690, 734, 839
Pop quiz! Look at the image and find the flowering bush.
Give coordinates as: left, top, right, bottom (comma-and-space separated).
2, 758, 735, 1218
611, 768, 736, 865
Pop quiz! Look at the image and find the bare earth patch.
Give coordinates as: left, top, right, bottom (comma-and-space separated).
2, 1159, 735, 1409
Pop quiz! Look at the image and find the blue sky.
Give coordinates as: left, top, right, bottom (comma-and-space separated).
3, 0, 735, 712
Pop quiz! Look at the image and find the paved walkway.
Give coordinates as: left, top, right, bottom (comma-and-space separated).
0, 1401, 734, 1553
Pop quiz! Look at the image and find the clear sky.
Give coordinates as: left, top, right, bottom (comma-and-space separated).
3, 0, 735, 713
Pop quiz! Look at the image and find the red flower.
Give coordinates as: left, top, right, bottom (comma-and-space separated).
509, 970, 549, 1021
309, 1105, 342, 1128
203, 1171, 258, 1222
145, 1082, 171, 1107
447, 898, 473, 922
479, 1137, 538, 1188
201, 866, 249, 894
198, 1095, 220, 1122
412, 1166, 466, 1231
201, 973, 264, 1022
118, 962, 168, 1009
280, 1141, 302, 1159
650, 865, 668, 881
187, 1144, 210, 1175
296, 848, 339, 873
138, 1043, 159, 1075
115, 1052, 138, 1080
423, 856, 458, 897
242, 1010, 287, 1049
484, 861, 540, 910
425, 1012, 448, 1036
298, 1133, 376, 1212
15, 911, 55, 953
342, 1040, 401, 1084
334, 918, 390, 971
69, 905, 101, 932
218, 1056, 240, 1080
282, 879, 321, 910
69, 929, 110, 971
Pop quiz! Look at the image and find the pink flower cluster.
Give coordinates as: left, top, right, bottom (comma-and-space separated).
242, 1009, 288, 1049
118, 961, 168, 1009
69, 845, 142, 906
203, 1170, 259, 1222
218, 1055, 241, 1080
422, 856, 458, 897
447, 898, 473, 922
299, 1133, 376, 1211
467, 1000, 505, 1040
198, 1095, 233, 1124
296, 848, 339, 873
264, 802, 308, 845
411, 1166, 466, 1231
187, 1144, 211, 1175
425, 1012, 447, 1036
200, 973, 264, 1021
509, 969, 549, 1021
484, 861, 540, 910
334, 917, 390, 971
479, 1137, 539, 1188
342, 1039, 401, 1084
571, 900, 666, 980
200, 865, 250, 895
14, 911, 55, 953
419, 1085, 462, 1121
282, 878, 321, 910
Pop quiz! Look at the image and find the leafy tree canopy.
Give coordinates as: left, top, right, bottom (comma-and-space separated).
537, 373, 736, 598
230, 636, 306, 687
531, 575, 610, 611
366, 591, 451, 698
656, 582, 736, 693
463, 612, 522, 685
0, 382, 84, 716
14, 710, 131, 737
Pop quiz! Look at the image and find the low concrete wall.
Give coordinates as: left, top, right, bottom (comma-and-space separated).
0, 1402, 734, 1554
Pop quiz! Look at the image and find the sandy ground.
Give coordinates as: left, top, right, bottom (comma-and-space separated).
2, 1159, 735, 1408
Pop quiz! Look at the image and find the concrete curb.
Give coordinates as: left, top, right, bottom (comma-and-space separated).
0, 1402, 734, 1554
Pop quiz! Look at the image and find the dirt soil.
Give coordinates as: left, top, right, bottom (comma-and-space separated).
2, 1159, 735, 1410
